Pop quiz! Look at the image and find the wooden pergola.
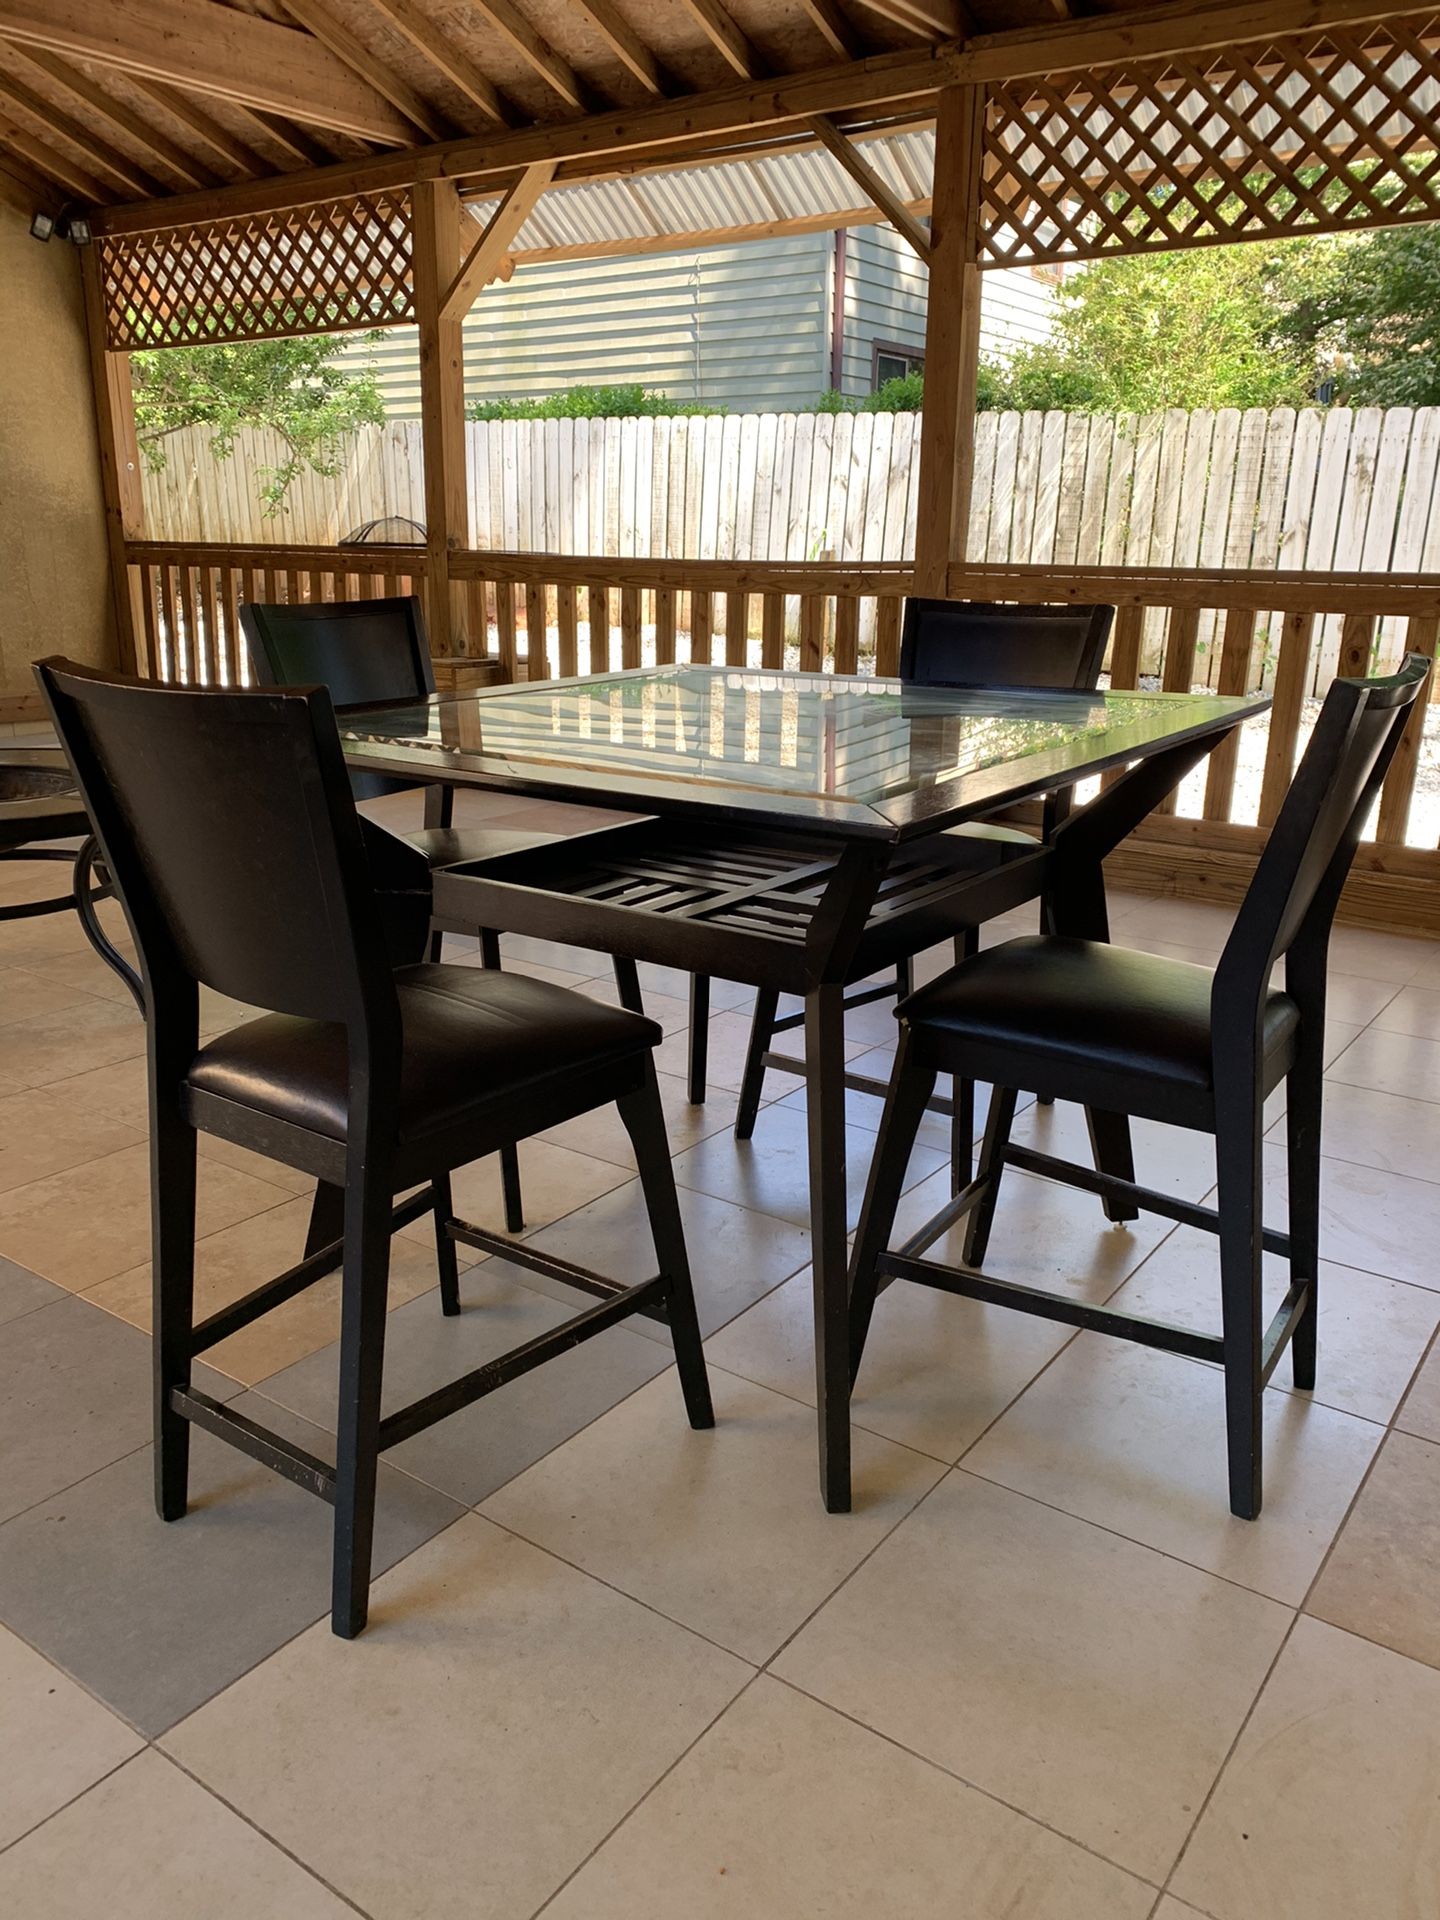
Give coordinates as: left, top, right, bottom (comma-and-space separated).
5, 0, 1440, 928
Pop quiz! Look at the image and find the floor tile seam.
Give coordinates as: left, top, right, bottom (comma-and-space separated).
1320, 1069, 1440, 1113
0, 1608, 153, 1745
148, 1745, 377, 1918
696, 1352, 959, 1466
0, 979, 119, 1028
764, 1669, 1168, 1897
945, 1458, 1320, 1612
525, 1669, 767, 1920
64, 1183, 309, 1311
0, 1752, 141, 1865
1155, 1609, 1301, 1913
0, 1433, 161, 1537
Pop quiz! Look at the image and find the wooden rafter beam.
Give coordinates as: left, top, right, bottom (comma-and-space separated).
0, 144, 65, 215
0, 104, 114, 201
807, 110, 931, 259
364, 0, 513, 128
278, 0, 453, 144
94, 0, 1420, 236
798, 0, 867, 62
17, 50, 221, 189
471, 0, 588, 112
0, 67, 166, 198
570, 0, 668, 93
480, 191, 933, 265
855, 0, 967, 35
0, 0, 413, 143
130, 81, 267, 177
233, 106, 336, 170
441, 158, 555, 320
679, 0, 767, 79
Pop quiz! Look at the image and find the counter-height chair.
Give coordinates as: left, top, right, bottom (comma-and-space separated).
720, 599, 1114, 1186
243, 594, 560, 1232
848, 653, 1430, 1522
37, 659, 713, 1639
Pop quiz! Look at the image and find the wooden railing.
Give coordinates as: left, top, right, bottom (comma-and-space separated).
121, 539, 1440, 934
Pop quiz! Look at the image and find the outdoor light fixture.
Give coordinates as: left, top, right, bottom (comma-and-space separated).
66, 212, 92, 246
28, 210, 54, 242
29, 207, 93, 245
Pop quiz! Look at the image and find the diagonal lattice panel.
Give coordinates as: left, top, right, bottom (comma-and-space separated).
980, 12, 1440, 266
98, 191, 414, 350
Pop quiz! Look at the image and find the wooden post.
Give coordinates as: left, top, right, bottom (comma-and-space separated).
411, 177, 470, 658
913, 84, 985, 598
79, 247, 145, 673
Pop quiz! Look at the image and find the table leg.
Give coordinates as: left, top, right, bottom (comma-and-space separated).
805, 982, 852, 1513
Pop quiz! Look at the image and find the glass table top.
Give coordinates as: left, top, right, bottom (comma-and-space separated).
339, 665, 1269, 841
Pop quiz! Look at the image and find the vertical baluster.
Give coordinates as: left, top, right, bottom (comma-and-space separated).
761, 591, 786, 670
556, 583, 579, 678
654, 585, 677, 666
692, 588, 712, 666
221, 565, 242, 685
799, 594, 825, 671
1100, 604, 1146, 790
158, 563, 180, 683
1203, 607, 1260, 821
1258, 610, 1316, 829
496, 581, 519, 682
198, 566, 221, 687
1378, 612, 1438, 845
724, 589, 748, 669
874, 596, 902, 678
307, 569, 324, 605
525, 580, 548, 680
1339, 610, 1377, 678
588, 583, 610, 673
621, 585, 643, 669
833, 596, 860, 678
1154, 605, 1203, 814
139, 563, 162, 680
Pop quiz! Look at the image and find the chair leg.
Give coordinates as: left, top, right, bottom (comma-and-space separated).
331, 1164, 395, 1638
478, 929, 525, 1234
1086, 1109, 1140, 1224
151, 1106, 197, 1522
426, 922, 445, 963
950, 928, 979, 1191
894, 955, 914, 1000
734, 989, 779, 1141
961, 1085, 1018, 1269
612, 953, 644, 1013
618, 1065, 714, 1430
1286, 1039, 1324, 1393
849, 1037, 937, 1380
1216, 1075, 1265, 1521
687, 974, 710, 1106
433, 1172, 461, 1317
304, 1180, 345, 1260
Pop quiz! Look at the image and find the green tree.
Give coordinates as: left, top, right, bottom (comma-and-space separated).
130, 333, 386, 515
1273, 225, 1440, 406
466, 382, 722, 421
987, 243, 1316, 414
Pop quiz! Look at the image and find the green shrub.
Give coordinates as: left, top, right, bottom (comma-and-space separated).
466, 383, 724, 421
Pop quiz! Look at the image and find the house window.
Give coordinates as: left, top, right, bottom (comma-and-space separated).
872, 342, 924, 389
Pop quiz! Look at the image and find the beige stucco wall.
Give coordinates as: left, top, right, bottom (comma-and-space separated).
0, 200, 117, 702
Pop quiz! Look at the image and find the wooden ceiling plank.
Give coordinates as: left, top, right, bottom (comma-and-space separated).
679, 0, 766, 80
364, 0, 513, 127
470, 0, 588, 112
234, 105, 337, 169
18, 49, 221, 188
798, 0, 866, 63
0, 144, 66, 214
441, 156, 555, 318
0, 67, 166, 196
807, 109, 931, 258
0, 0, 413, 143
570, 0, 668, 93
130, 79, 269, 176
0, 104, 115, 201
278, 0, 454, 143
92, 0, 1417, 235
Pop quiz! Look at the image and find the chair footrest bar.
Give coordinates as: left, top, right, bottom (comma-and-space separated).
895, 1174, 991, 1259
189, 1184, 440, 1355
377, 1276, 669, 1451
877, 1250, 1226, 1363
170, 1387, 337, 1501
760, 1052, 958, 1120
445, 1217, 671, 1321
1002, 1144, 1293, 1259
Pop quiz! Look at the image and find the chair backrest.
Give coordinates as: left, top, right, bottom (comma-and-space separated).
899, 599, 1114, 692
241, 596, 434, 804
35, 660, 397, 1036
1215, 653, 1431, 1020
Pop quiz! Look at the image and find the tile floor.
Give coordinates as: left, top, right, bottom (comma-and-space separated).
5, 794, 1440, 1917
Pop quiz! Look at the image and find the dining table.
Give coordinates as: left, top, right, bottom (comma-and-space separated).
339, 661, 1270, 1511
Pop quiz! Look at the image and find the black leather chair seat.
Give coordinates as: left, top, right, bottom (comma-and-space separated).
403, 824, 562, 872
188, 964, 660, 1144
902, 935, 1300, 1112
